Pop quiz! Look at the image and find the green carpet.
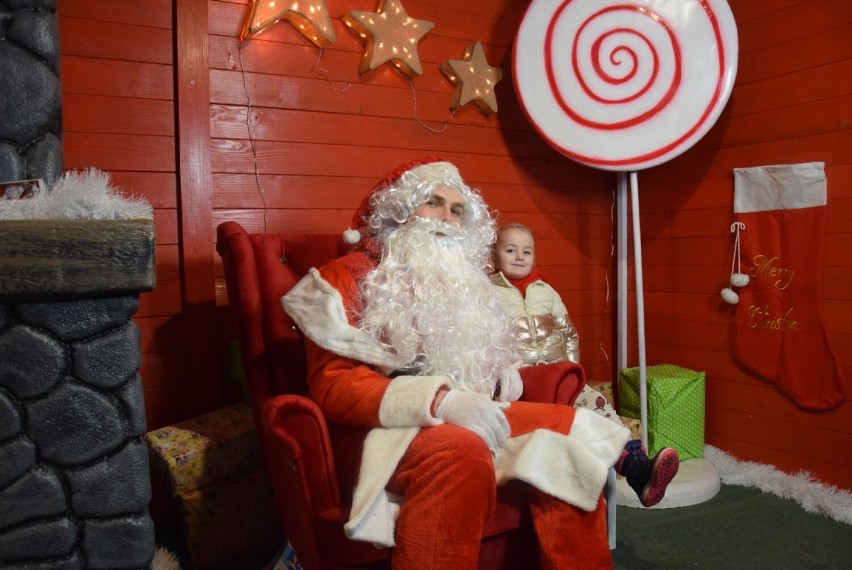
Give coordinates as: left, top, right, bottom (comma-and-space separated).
611, 484, 852, 569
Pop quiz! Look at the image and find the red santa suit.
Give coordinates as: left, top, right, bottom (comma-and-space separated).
283, 248, 629, 569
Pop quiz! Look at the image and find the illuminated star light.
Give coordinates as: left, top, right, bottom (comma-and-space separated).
439, 41, 503, 115
343, 0, 434, 78
239, 0, 336, 48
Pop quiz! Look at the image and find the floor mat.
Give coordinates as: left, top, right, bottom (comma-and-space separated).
612, 484, 852, 569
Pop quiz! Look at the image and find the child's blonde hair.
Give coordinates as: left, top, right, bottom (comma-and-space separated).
497, 223, 534, 242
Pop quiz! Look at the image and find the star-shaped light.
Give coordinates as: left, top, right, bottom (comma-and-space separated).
343, 0, 434, 78
239, 0, 336, 48
439, 41, 503, 115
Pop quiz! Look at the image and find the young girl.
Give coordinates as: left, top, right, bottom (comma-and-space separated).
491, 223, 679, 507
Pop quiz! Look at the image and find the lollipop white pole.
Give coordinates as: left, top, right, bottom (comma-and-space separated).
629, 171, 649, 449
614, 171, 628, 547
617, 171, 649, 448
616, 173, 628, 397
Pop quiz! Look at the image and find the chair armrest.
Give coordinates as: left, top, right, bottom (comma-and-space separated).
519, 361, 586, 406
260, 394, 341, 515
259, 394, 345, 570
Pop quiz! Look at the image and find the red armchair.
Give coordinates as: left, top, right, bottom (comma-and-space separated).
215, 221, 590, 570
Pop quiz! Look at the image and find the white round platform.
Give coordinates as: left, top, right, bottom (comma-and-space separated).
616, 457, 721, 509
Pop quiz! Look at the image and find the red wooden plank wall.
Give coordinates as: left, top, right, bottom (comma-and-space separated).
628, 0, 852, 490
58, 0, 196, 429
57, 0, 851, 490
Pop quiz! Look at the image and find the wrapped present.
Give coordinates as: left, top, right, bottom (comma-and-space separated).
179, 467, 281, 569
144, 402, 262, 496
618, 364, 705, 460
267, 540, 304, 570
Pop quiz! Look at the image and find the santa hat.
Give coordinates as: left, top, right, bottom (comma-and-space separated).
343, 156, 464, 244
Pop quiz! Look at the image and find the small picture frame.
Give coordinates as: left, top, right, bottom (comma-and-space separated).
0, 178, 43, 200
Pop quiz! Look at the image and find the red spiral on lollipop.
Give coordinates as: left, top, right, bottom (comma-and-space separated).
586, 29, 654, 102
546, 4, 681, 130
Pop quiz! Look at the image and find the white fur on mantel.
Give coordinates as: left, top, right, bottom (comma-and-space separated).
0, 168, 152, 220
704, 444, 852, 525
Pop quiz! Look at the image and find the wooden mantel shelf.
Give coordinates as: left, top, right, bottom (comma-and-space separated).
0, 219, 155, 299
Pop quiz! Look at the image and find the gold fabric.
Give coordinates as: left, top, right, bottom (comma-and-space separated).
510, 312, 580, 366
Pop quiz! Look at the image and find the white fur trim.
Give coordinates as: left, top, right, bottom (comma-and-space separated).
733, 162, 826, 213
405, 161, 463, 187
378, 375, 449, 427
345, 426, 419, 546
343, 228, 361, 243
281, 269, 405, 370
569, 407, 631, 466
495, 408, 630, 511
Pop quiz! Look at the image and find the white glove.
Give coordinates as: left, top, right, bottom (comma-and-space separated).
496, 367, 523, 402
435, 390, 511, 454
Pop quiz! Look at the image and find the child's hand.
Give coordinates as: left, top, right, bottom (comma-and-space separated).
496, 367, 523, 402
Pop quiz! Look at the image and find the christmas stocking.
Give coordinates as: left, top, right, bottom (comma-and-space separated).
730, 162, 845, 410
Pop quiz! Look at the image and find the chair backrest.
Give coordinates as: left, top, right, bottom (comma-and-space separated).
216, 221, 350, 406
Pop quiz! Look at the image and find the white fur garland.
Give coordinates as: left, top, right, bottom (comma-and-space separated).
704, 444, 852, 525
0, 168, 152, 220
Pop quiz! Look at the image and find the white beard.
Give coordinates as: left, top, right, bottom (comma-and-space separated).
358, 217, 521, 395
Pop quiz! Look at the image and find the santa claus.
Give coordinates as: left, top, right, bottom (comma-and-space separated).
283, 157, 630, 569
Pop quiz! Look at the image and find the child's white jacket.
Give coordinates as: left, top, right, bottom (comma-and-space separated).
490, 272, 581, 365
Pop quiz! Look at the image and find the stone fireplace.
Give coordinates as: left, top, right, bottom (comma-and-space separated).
0, 219, 156, 569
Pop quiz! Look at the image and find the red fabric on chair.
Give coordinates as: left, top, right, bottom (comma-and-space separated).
216, 221, 589, 570
520, 361, 586, 406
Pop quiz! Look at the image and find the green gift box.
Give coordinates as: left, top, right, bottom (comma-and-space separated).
618, 364, 705, 460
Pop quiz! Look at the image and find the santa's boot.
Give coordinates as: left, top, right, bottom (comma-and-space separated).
615, 439, 679, 507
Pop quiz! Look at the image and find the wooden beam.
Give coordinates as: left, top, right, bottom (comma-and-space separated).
0, 220, 155, 299
175, 0, 220, 415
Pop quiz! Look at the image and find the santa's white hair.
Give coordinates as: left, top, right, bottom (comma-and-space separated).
356, 164, 521, 395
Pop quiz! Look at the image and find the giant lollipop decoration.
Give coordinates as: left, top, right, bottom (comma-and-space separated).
514, 0, 737, 170
513, 0, 738, 522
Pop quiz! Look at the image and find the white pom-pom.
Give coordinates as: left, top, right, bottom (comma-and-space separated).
730, 273, 750, 287
343, 228, 361, 244
721, 287, 739, 305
